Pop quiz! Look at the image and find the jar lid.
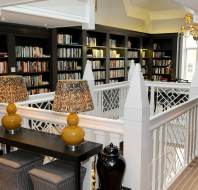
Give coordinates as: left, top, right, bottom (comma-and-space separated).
103, 143, 119, 156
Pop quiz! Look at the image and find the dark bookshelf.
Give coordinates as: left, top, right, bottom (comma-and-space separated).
56, 27, 83, 82
0, 22, 179, 93
151, 35, 177, 81
0, 34, 8, 75
14, 35, 51, 95
86, 30, 107, 85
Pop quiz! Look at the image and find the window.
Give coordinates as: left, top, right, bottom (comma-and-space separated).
181, 35, 198, 81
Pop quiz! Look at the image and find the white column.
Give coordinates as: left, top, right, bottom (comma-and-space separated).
123, 64, 152, 190
190, 41, 198, 98
83, 62, 97, 114
190, 42, 198, 156
128, 60, 135, 81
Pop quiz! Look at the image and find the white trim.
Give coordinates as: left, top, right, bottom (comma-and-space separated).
150, 97, 198, 131
0, 0, 47, 7
3, 5, 88, 24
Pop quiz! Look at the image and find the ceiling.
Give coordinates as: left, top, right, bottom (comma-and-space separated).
129, 0, 184, 11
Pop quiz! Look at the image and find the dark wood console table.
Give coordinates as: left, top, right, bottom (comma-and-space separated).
0, 127, 102, 190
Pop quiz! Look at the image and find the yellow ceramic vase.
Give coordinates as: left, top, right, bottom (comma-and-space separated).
1, 103, 22, 131
61, 112, 84, 146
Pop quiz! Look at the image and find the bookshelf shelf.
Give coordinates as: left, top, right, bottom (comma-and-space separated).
58, 70, 82, 73
110, 67, 125, 70
27, 84, 50, 89
87, 45, 106, 49
57, 57, 83, 60
16, 71, 50, 75
57, 44, 83, 48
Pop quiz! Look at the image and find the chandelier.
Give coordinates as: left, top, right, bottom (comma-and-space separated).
181, 14, 198, 40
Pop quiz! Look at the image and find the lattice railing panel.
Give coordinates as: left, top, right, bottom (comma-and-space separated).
151, 106, 198, 190
30, 101, 53, 110
164, 113, 187, 186
155, 88, 189, 114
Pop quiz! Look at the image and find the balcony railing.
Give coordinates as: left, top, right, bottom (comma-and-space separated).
18, 80, 190, 120
150, 97, 198, 190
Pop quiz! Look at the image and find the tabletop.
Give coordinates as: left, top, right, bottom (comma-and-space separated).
0, 127, 103, 162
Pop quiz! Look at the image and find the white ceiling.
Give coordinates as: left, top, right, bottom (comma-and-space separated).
0, 0, 94, 29
129, 0, 184, 11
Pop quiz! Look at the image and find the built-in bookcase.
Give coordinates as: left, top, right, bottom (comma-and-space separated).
0, 23, 178, 94
15, 36, 51, 95
57, 28, 83, 81
0, 34, 8, 75
151, 37, 174, 81
86, 31, 107, 85
109, 34, 126, 83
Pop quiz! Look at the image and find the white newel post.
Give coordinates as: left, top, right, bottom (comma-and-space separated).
123, 64, 152, 190
128, 60, 135, 81
190, 49, 198, 156
83, 62, 97, 114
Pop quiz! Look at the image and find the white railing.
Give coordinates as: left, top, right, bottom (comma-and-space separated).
18, 81, 190, 119
147, 81, 190, 116
150, 97, 198, 190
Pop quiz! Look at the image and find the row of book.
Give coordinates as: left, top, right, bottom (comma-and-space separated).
87, 49, 104, 58
0, 61, 7, 74
16, 46, 48, 58
153, 67, 170, 75
93, 71, 106, 80
16, 61, 49, 73
142, 50, 149, 58
153, 52, 171, 58
110, 50, 122, 58
95, 81, 105, 85
57, 61, 81, 71
142, 60, 147, 67
109, 79, 119, 83
58, 73, 81, 80
128, 51, 139, 58
152, 75, 166, 81
57, 48, 82, 58
24, 75, 49, 87
110, 60, 124, 68
109, 39, 117, 48
87, 60, 105, 70
110, 70, 124, 78
153, 60, 171, 66
57, 34, 73, 45
29, 88, 50, 95
86, 37, 97, 47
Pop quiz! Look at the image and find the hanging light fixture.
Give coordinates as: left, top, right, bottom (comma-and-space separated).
181, 14, 198, 40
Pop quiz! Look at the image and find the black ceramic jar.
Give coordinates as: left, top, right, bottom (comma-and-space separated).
97, 143, 126, 190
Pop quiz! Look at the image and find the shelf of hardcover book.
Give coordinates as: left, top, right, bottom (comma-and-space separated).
15, 36, 51, 94
57, 27, 83, 46
57, 28, 83, 81
128, 37, 141, 63
86, 31, 106, 47
0, 35, 8, 75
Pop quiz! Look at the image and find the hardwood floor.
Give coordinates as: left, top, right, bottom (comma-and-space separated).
168, 159, 198, 190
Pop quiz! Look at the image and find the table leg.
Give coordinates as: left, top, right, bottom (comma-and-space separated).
75, 162, 81, 190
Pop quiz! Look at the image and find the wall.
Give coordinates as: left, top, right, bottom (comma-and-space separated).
147, 18, 183, 34
95, 0, 145, 32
